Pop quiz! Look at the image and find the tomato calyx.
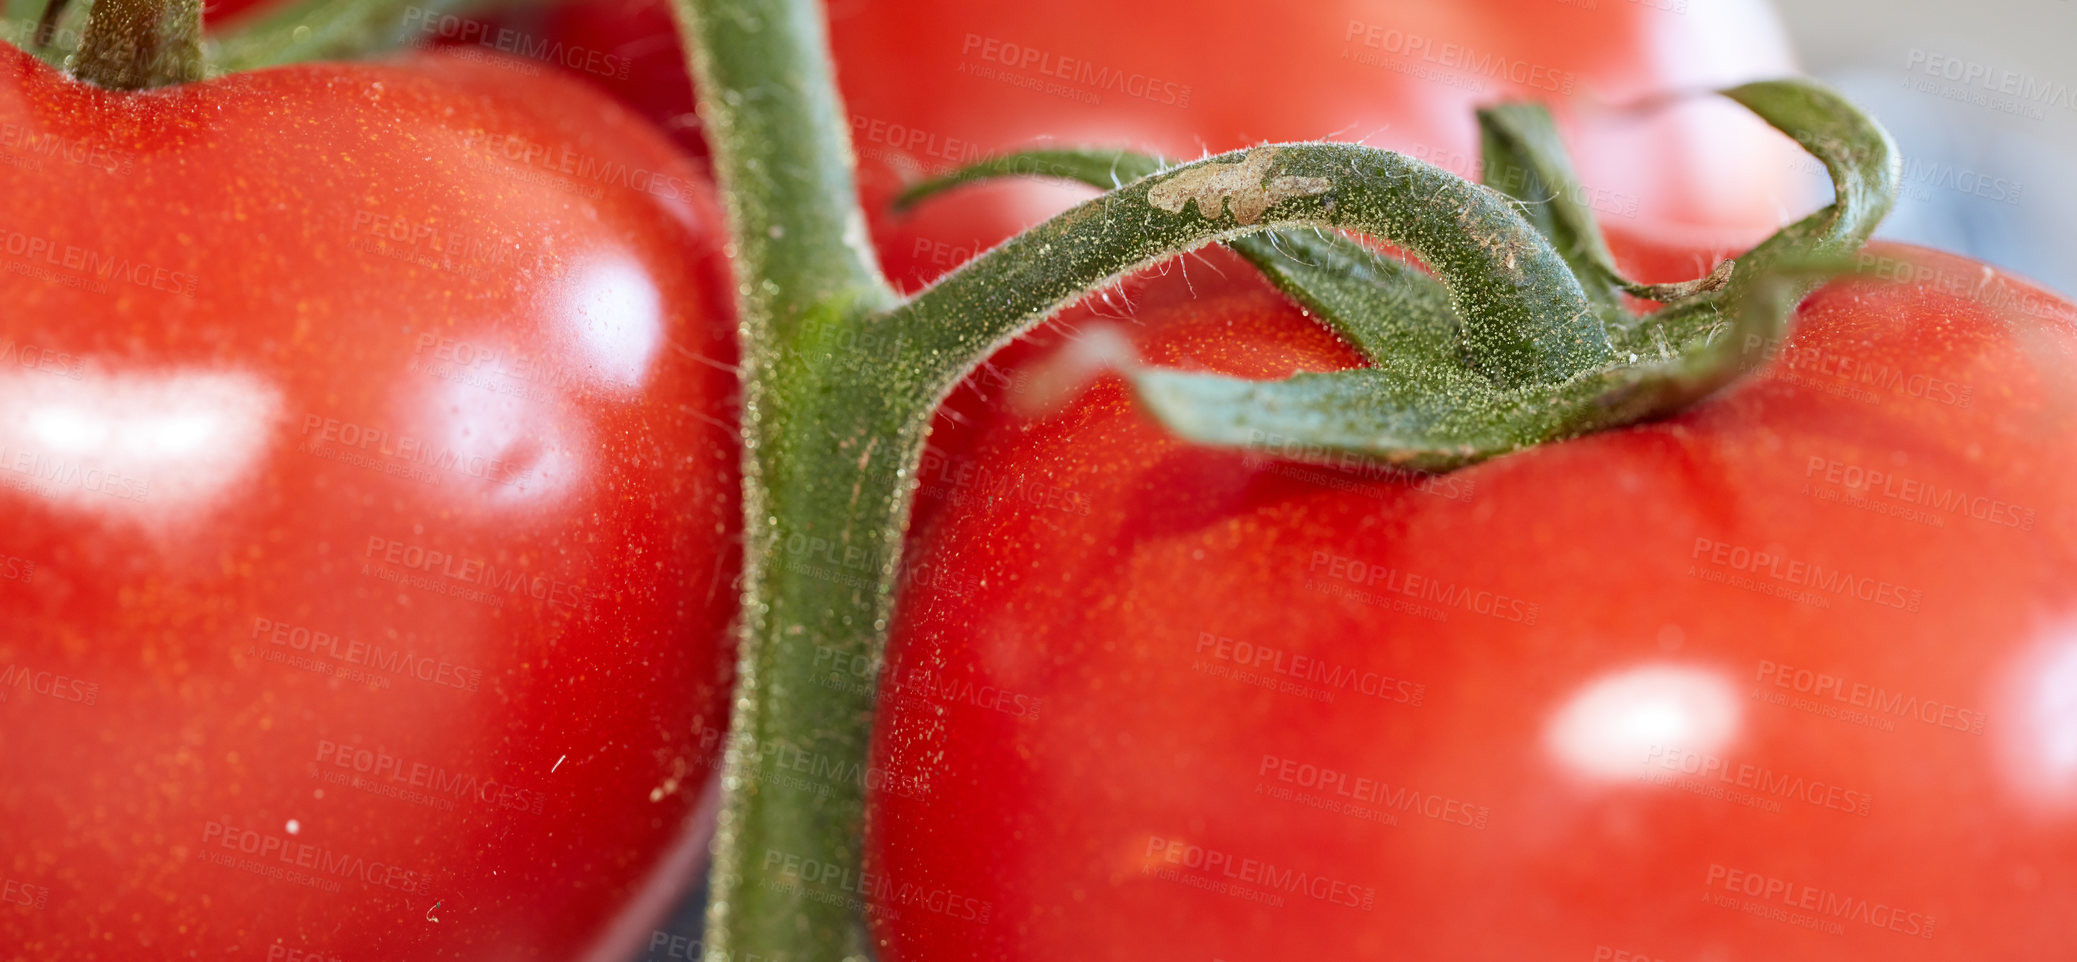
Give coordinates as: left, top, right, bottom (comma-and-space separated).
688, 82, 1896, 954
894, 80, 1900, 473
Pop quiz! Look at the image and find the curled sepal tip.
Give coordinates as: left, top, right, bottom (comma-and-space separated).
1138, 78, 1893, 471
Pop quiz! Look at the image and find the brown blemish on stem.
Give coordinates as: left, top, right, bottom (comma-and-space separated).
1146, 147, 1333, 225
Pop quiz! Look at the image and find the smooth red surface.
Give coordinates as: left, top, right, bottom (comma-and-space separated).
869, 242, 2077, 959
0, 47, 738, 961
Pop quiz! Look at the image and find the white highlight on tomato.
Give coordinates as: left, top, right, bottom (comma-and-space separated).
0, 369, 280, 523
561, 255, 663, 393
1543, 662, 1743, 782
409, 366, 586, 511
1994, 627, 2077, 812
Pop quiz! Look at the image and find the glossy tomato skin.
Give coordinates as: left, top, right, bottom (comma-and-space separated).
0, 46, 737, 961
828, 0, 1807, 290
868, 242, 2077, 959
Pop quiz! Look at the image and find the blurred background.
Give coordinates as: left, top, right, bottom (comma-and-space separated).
1781, 0, 2077, 294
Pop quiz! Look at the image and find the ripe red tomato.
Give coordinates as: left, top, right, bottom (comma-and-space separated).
828, 0, 1808, 290
0, 45, 738, 961
867, 241, 2077, 959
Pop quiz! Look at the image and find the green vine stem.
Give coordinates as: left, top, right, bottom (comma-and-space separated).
69, 0, 201, 87
665, 9, 1616, 954
667, 0, 898, 957
657, 0, 1897, 949
680, 131, 1649, 962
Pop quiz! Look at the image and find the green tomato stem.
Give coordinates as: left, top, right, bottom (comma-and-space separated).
668, 0, 899, 958
700, 350, 925, 962
70, 0, 201, 87
672, 0, 895, 346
